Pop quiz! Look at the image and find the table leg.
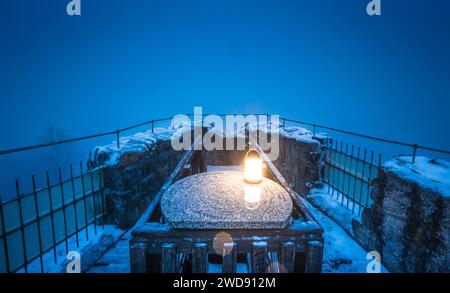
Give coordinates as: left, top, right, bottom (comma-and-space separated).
280, 241, 296, 273
305, 240, 323, 273
192, 243, 208, 273
222, 242, 237, 273
130, 242, 147, 273
251, 241, 268, 273
161, 243, 177, 273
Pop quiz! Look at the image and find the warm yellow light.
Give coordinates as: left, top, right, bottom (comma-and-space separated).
244, 149, 263, 184
244, 184, 261, 210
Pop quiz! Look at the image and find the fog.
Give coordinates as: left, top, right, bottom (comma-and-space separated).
1, 0, 450, 198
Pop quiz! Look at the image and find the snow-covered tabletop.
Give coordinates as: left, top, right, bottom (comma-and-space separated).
161, 171, 293, 229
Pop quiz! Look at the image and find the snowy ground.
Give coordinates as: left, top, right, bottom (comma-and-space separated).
303, 198, 388, 273
87, 201, 386, 273
86, 232, 131, 273
17, 224, 123, 273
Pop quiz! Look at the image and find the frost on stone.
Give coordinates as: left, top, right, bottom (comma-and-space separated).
384, 156, 450, 197
90, 125, 191, 167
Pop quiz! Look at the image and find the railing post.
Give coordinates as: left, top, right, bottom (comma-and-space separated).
57, 168, 69, 254
130, 242, 147, 273
412, 144, 418, 164
31, 175, 45, 272
280, 241, 296, 273
0, 193, 11, 273
305, 240, 323, 273
79, 162, 89, 241
45, 171, 58, 264
15, 180, 28, 273
151, 120, 154, 133
161, 243, 177, 273
313, 123, 316, 137
251, 241, 268, 273
192, 243, 208, 273
69, 164, 80, 248
116, 129, 120, 149
222, 242, 237, 273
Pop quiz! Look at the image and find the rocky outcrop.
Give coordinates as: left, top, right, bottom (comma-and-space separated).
353, 156, 450, 272
89, 129, 185, 229
273, 127, 326, 196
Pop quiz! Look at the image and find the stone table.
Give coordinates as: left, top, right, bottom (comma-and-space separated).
161, 171, 293, 229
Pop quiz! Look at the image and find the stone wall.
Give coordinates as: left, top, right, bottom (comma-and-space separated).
272, 129, 325, 196
201, 136, 248, 166
352, 156, 450, 272
89, 125, 326, 230
90, 130, 185, 229
201, 128, 326, 197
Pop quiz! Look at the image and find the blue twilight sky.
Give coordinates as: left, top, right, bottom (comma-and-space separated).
0, 0, 449, 195
1, 0, 449, 148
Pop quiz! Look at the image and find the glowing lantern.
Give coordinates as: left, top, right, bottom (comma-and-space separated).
244, 149, 263, 184
244, 184, 261, 210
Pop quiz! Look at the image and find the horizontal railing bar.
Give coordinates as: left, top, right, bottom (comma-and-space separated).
324, 160, 373, 186
0, 168, 103, 206
118, 121, 153, 133
118, 117, 174, 132
0, 114, 449, 156
0, 190, 102, 236
0, 131, 117, 155
417, 145, 450, 155
284, 118, 414, 147
325, 147, 380, 169
284, 118, 450, 155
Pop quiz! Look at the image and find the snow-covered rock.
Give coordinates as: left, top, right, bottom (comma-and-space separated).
353, 155, 450, 272
384, 156, 450, 197
89, 127, 188, 229
273, 127, 324, 195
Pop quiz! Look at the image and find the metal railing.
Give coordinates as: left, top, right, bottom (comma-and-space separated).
322, 140, 382, 216
280, 117, 450, 163
0, 164, 106, 273
1, 114, 449, 161
1, 113, 449, 272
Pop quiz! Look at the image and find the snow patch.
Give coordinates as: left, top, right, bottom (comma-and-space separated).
307, 185, 361, 234
384, 156, 450, 197
303, 199, 388, 273
18, 224, 124, 273
93, 125, 190, 166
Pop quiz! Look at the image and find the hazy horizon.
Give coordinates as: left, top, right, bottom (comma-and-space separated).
1, 0, 450, 197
